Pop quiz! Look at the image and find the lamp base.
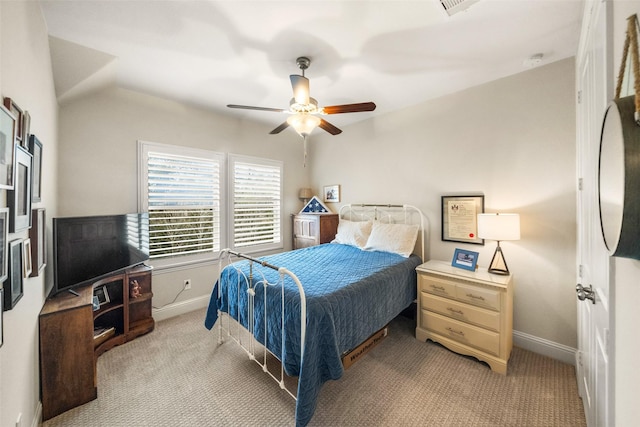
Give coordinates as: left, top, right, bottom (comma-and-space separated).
488, 245, 510, 275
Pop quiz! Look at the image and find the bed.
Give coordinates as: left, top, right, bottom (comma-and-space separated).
204, 204, 427, 426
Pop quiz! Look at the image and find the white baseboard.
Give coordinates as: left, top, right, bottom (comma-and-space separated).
32, 402, 42, 427
152, 295, 211, 322
151, 300, 577, 366
513, 329, 576, 366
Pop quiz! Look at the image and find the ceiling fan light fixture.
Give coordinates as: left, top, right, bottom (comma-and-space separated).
227, 56, 373, 138
289, 97, 318, 113
287, 113, 321, 137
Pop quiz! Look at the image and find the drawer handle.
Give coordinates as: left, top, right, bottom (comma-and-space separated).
466, 293, 485, 301
431, 285, 446, 291
446, 327, 465, 337
447, 307, 464, 315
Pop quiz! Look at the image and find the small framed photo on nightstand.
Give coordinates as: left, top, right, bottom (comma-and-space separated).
452, 248, 479, 271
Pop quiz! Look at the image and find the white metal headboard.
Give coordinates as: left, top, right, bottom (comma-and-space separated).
338, 204, 428, 261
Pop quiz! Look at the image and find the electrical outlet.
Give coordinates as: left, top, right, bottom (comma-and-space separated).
183, 279, 191, 290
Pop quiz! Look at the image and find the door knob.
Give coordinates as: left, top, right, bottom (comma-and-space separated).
576, 284, 596, 304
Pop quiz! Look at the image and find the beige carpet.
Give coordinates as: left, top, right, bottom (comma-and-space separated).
42, 309, 586, 426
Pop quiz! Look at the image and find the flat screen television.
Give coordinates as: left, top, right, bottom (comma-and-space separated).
51, 213, 150, 296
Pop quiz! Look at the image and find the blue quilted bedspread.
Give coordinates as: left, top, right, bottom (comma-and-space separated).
204, 243, 421, 426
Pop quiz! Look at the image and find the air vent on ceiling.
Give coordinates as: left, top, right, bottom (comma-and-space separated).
439, 0, 481, 16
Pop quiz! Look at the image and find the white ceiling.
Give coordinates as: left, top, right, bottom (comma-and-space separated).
40, 0, 585, 132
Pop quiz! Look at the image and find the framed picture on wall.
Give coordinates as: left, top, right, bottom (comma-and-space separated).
29, 135, 42, 202
323, 185, 340, 203
0, 288, 3, 347
441, 195, 485, 245
8, 145, 33, 232
3, 239, 24, 311
0, 103, 16, 189
22, 111, 31, 148
29, 208, 46, 277
0, 208, 9, 283
3, 97, 23, 144
22, 238, 32, 278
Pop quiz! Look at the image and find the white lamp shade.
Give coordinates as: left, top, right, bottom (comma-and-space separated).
477, 213, 520, 241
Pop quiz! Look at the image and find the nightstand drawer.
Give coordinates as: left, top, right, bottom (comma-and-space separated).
456, 283, 501, 311
419, 276, 456, 298
421, 293, 501, 331
421, 311, 500, 356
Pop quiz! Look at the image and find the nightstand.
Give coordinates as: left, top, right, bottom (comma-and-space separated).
415, 259, 513, 374
292, 213, 339, 249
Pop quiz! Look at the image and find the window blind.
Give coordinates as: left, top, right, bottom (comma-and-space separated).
231, 157, 282, 250
147, 151, 221, 259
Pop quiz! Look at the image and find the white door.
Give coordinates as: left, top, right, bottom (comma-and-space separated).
575, 1, 613, 426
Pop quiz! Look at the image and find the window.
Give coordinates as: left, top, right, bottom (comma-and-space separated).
138, 141, 225, 265
229, 154, 283, 253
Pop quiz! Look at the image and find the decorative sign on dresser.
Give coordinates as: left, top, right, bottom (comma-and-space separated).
415, 259, 513, 374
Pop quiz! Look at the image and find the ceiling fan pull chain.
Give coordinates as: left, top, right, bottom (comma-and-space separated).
303, 136, 308, 167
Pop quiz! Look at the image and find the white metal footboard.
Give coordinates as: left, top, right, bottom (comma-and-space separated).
216, 249, 306, 400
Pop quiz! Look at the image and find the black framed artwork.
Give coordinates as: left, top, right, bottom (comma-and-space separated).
441, 195, 485, 245
28, 208, 46, 277
0, 288, 3, 347
8, 145, 32, 232
0, 208, 9, 283
3, 239, 24, 311
29, 134, 42, 202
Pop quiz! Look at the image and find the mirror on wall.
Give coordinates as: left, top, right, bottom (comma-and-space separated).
598, 101, 625, 253
598, 96, 640, 260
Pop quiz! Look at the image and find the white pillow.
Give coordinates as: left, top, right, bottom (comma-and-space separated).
364, 221, 419, 257
332, 219, 373, 248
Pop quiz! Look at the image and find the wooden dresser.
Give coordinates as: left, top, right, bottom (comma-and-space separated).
292, 213, 339, 249
415, 260, 513, 374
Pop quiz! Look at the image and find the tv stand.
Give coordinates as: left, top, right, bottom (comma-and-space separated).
39, 265, 154, 420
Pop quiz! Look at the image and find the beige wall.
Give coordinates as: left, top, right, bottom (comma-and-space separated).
0, 2, 59, 427
310, 58, 578, 348
57, 86, 309, 309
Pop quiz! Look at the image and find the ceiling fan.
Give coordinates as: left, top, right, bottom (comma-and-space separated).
227, 57, 376, 138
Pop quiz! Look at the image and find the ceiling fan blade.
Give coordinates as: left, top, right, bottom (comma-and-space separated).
290, 75, 310, 105
322, 102, 377, 114
227, 104, 286, 113
269, 121, 290, 134
319, 119, 342, 135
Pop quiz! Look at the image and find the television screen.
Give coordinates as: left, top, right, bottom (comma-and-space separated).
52, 213, 149, 296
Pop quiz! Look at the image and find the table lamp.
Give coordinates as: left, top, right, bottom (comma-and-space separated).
477, 213, 520, 275
298, 188, 312, 204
